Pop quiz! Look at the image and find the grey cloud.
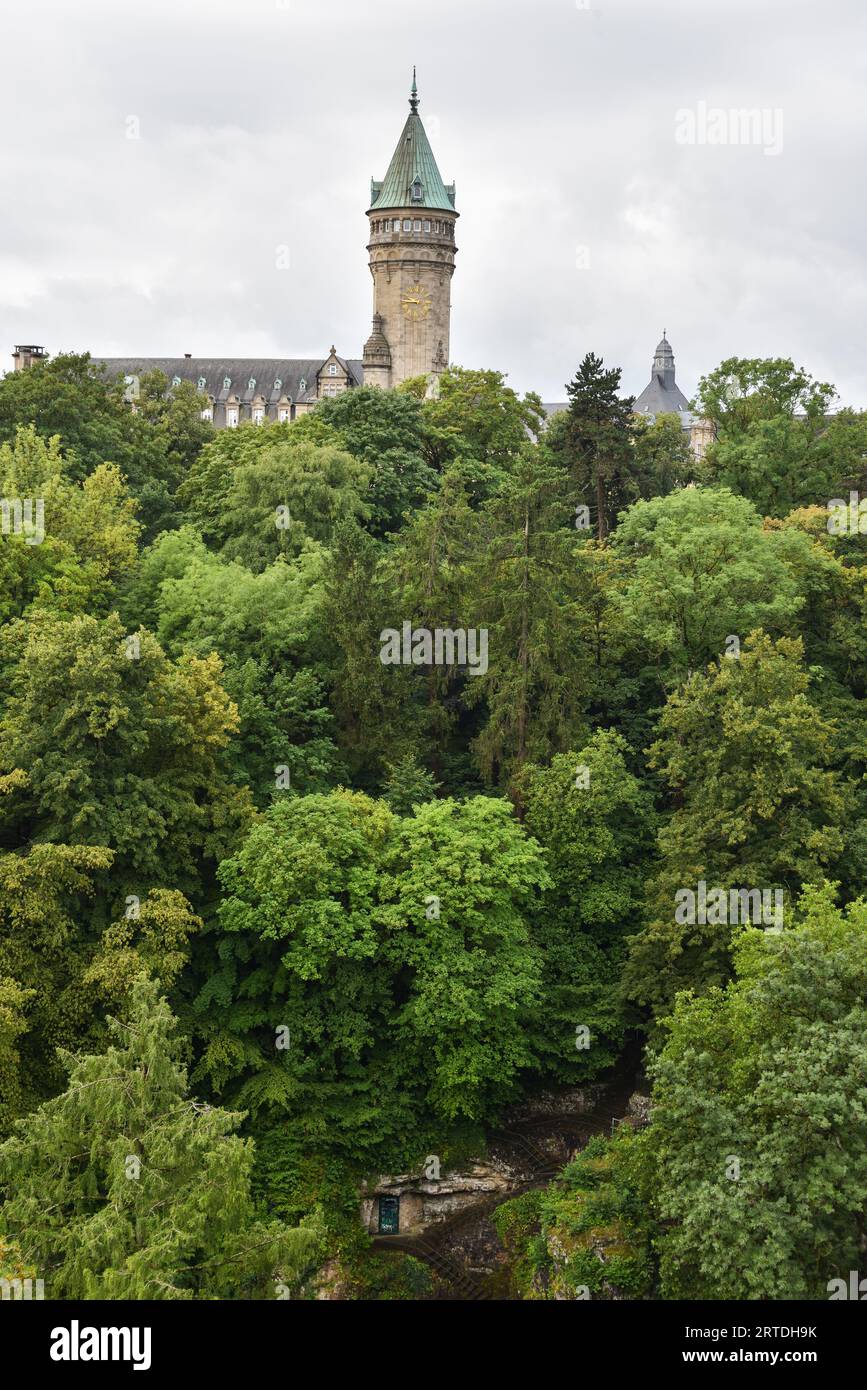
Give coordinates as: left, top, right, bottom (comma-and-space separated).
2, 0, 864, 407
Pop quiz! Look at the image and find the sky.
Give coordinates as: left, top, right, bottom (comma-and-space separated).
2, 0, 865, 407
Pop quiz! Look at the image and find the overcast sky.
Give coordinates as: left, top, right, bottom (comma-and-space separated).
2, 0, 865, 407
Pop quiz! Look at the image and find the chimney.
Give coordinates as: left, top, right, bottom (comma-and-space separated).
184, 353, 191, 359
12, 345, 47, 372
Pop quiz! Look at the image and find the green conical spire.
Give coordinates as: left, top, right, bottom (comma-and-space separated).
368, 72, 456, 213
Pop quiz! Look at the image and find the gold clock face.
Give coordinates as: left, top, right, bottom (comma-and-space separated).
401, 284, 431, 321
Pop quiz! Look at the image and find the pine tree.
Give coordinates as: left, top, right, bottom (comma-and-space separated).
560, 352, 636, 540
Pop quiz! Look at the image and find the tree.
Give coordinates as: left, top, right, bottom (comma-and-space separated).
376, 796, 548, 1120
216, 439, 371, 572
692, 357, 847, 518
643, 884, 867, 1299
631, 411, 693, 498
625, 633, 848, 1019
124, 530, 343, 804
381, 753, 440, 815
0, 841, 201, 1114
614, 486, 805, 687
0, 976, 33, 1136
0, 426, 140, 626
0, 976, 323, 1299
0, 353, 199, 537
419, 366, 546, 488
194, 791, 548, 1154
467, 449, 590, 784
192, 790, 403, 1152
321, 521, 416, 784
384, 470, 479, 785
515, 732, 656, 1082
694, 356, 835, 437
555, 352, 636, 539
0, 612, 252, 902
175, 413, 337, 546
316, 385, 438, 535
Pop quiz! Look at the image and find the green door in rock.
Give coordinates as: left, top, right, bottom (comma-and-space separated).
378, 1196, 400, 1235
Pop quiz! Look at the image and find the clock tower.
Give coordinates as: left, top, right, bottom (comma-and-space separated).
363, 70, 458, 390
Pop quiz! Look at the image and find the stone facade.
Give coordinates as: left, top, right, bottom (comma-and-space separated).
363, 209, 456, 388
12, 345, 47, 371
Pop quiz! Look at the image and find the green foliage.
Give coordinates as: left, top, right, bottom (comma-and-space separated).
497, 1134, 654, 1299
554, 351, 637, 539
0, 976, 324, 1299
421, 365, 546, 487
193, 790, 548, 1154
381, 753, 441, 814
631, 411, 694, 498
517, 731, 656, 1081
3, 342, 865, 1304
0, 353, 206, 536
316, 384, 438, 535
122, 530, 343, 803
467, 450, 590, 782
0, 426, 140, 626
0, 612, 252, 900
641, 884, 867, 1299
216, 439, 371, 572
625, 632, 848, 1018
691, 357, 862, 519
614, 486, 805, 685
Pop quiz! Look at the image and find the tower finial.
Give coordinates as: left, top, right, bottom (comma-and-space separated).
409, 66, 419, 112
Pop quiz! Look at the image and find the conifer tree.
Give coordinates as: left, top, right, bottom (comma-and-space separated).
0, 976, 322, 1300
559, 352, 636, 540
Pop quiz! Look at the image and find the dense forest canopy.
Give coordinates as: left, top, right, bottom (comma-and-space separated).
0, 350, 864, 1300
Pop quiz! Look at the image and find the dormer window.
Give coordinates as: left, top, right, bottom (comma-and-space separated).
299, 377, 307, 393
172, 375, 181, 388
223, 376, 232, 389
274, 378, 282, 391
248, 377, 256, 390
410, 178, 423, 203
198, 376, 207, 390
327, 364, 338, 377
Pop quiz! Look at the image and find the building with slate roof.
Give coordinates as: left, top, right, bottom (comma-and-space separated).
633, 334, 691, 418
88, 349, 363, 428
632, 333, 715, 459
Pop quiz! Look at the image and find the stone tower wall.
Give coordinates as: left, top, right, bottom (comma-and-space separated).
366, 211, 457, 386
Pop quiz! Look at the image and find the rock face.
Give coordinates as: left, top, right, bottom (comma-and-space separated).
361, 1161, 516, 1237
626, 1092, 652, 1127
502, 1084, 607, 1124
